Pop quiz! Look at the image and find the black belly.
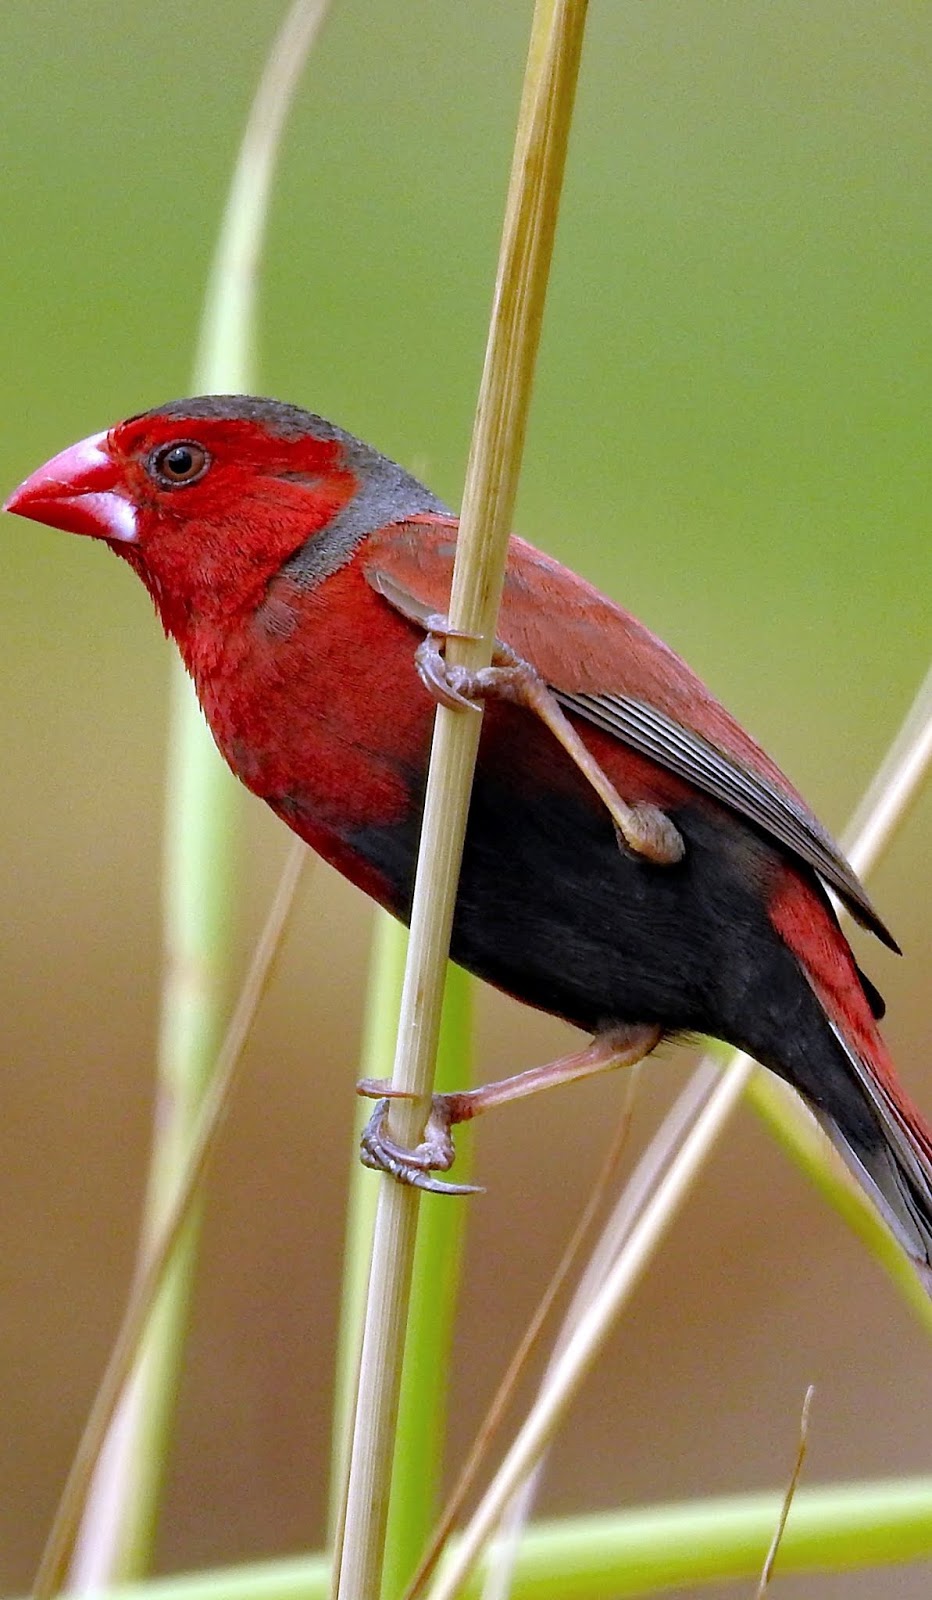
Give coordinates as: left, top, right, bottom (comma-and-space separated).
333, 727, 890, 1173
345, 749, 798, 1049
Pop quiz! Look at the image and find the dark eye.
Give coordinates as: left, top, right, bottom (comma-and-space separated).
150, 441, 210, 487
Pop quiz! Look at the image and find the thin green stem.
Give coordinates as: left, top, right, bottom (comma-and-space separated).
66, 1477, 932, 1600
382, 965, 472, 1600
328, 912, 406, 1548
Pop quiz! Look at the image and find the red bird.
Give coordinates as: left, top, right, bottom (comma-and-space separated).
6, 395, 931, 1279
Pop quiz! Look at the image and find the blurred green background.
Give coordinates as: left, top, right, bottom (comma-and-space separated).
1, 1, 929, 1594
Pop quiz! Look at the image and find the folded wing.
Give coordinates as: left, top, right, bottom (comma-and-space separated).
363, 517, 896, 950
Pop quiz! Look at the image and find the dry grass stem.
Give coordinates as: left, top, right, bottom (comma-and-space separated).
476, 1061, 720, 1600
754, 1386, 816, 1597
334, 5, 589, 1598
404, 1069, 638, 1600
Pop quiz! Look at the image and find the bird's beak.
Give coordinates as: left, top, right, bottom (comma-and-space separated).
3, 431, 138, 543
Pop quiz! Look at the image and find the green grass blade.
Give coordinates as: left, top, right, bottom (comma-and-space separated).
76, 1477, 932, 1600
382, 962, 472, 1600
329, 912, 407, 1545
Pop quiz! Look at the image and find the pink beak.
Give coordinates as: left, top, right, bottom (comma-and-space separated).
3, 430, 138, 543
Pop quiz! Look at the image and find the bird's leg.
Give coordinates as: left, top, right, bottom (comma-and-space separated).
367, 570, 680, 861
416, 630, 684, 866
358, 1022, 661, 1194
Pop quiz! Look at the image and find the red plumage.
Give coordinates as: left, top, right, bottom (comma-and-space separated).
6, 394, 930, 1281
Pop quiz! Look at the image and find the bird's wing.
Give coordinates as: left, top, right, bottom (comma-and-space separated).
362, 518, 896, 949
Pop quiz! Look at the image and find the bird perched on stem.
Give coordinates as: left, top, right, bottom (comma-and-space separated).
6, 395, 931, 1284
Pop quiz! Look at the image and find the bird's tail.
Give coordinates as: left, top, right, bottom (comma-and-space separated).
811, 1020, 932, 1290
767, 873, 932, 1288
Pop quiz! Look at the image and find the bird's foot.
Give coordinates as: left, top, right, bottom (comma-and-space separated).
414, 632, 528, 712
357, 1080, 483, 1196
415, 630, 685, 867
355, 1023, 661, 1194
367, 567, 683, 867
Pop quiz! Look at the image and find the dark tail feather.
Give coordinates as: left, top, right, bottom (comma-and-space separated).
814, 1019, 932, 1290
764, 873, 932, 1289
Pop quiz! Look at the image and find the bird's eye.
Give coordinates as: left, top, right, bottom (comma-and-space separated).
150, 441, 210, 487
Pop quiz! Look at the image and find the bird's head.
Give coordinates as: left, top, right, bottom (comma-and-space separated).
4, 395, 444, 639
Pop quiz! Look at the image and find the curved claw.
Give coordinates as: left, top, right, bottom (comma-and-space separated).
359, 1097, 483, 1197
356, 1076, 416, 1102
415, 635, 482, 713
420, 611, 479, 644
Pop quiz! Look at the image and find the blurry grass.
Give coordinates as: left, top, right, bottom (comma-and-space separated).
40, 3, 332, 1592
81, 3, 334, 1580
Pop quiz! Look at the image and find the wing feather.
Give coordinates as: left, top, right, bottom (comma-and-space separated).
556, 690, 896, 949
362, 522, 897, 951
